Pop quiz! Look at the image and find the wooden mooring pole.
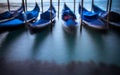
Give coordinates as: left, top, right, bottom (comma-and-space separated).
41, 0, 43, 13
108, 0, 112, 13
22, 0, 28, 30
22, 0, 25, 12
7, 0, 10, 11
50, 0, 53, 31
107, 0, 112, 28
58, 0, 60, 19
91, 0, 94, 11
25, 0, 27, 11
74, 0, 76, 13
106, 0, 110, 12
22, 0, 27, 21
80, 0, 84, 33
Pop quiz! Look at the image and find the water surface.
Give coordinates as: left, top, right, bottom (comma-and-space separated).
0, 0, 120, 67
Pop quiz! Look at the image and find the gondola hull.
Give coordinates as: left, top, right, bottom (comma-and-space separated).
29, 4, 56, 33
0, 2, 40, 33
29, 20, 56, 34
0, 4, 23, 23
92, 5, 120, 28
62, 20, 77, 33
78, 4, 107, 30
62, 3, 78, 33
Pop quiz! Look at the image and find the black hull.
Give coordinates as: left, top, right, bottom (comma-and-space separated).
82, 22, 108, 33
0, 24, 26, 33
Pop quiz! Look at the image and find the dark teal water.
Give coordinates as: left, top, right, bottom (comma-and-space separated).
0, 1, 120, 67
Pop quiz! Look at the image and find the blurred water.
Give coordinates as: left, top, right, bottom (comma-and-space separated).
0, 0, 120, 66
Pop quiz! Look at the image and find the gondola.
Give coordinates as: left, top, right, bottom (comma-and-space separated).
62, 3, 77, 33
0, 2, 40, 32
92, 4, 120, 28
78, 4, 107, 30
28, 4, 56, 33
0, 4, 23, 22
